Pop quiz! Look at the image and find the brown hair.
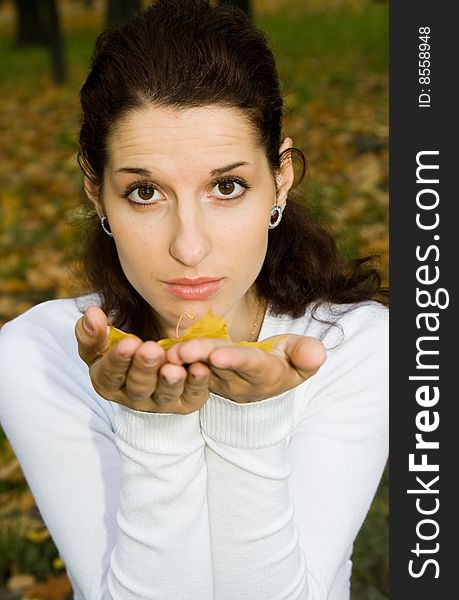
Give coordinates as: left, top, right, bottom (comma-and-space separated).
75, 0, 387, 341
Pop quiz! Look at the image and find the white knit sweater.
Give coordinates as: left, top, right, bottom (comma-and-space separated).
0, 295, 388, 600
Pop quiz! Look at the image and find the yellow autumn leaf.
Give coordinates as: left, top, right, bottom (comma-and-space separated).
156, 311, 231, 350
236, 339, 276, 352
25, 528, 50, 544
101, 311, 276, 354
53, 557, 65, 570
104, 326, 142, 354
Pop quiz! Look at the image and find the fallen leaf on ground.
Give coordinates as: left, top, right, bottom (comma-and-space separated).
7, 573, 36, 592
23, 574, 72, 600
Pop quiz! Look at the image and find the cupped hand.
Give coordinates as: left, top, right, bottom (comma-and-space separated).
165, 333, 326, 403
75, 307, 211, 414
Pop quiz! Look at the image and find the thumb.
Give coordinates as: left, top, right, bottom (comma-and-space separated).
75, 306, 109, 366
284, 335, 326, 380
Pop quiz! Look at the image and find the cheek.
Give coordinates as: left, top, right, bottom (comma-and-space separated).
113, 229, 164, 277
220, 212, 269, 271
239, 202, 271, 243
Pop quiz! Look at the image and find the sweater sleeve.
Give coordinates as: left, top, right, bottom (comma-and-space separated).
200, 392, 306, 600
0, 320, 213, 600
199, 306, 388, 600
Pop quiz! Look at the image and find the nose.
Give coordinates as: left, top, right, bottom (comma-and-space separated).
169, 206, 211, 267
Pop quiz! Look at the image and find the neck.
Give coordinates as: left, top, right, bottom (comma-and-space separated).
228, 292, 266, 343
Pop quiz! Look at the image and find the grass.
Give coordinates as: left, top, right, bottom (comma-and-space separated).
0, 10, 100, 92
258, 2, 388, 107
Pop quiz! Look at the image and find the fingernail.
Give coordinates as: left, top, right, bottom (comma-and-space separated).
142, 357, 158, 367
83, 316, 95, 337
190, 374, 204, 383
165, 374, 180, 385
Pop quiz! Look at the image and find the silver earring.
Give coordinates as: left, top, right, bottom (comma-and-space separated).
268, 204, 283, 229
100, 215, 113, 237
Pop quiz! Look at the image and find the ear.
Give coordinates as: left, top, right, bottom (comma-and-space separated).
275, 137, 295, 209
83, 176, 103, 217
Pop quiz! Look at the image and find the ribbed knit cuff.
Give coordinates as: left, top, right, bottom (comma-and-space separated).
200, 391, 294, 449
114, 405, 201, 452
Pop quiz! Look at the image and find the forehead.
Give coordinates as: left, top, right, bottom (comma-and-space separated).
106, 104, 263, 170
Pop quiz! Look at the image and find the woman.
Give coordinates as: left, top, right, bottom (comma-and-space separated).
0, 1, 388, 598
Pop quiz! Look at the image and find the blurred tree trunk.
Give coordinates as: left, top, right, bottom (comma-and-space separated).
14, 0, 66, 84
107, 0, 142, 27
41, 0, 66, 84
14, 0, 46, 47
219, 0, 251, 18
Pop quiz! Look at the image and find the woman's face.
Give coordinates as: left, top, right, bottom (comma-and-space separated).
85, 104, 293, 339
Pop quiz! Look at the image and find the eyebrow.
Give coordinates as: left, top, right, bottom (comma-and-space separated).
114, 162, 250, 177
210, 162, 250, 176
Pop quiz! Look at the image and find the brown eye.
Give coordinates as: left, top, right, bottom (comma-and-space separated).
211, 178, 247, 200
218, 181, 235, 195
138, 186, 155, 200
126, 185, 160, 205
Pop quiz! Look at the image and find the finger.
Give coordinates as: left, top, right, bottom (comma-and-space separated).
90, 337, 142, 397
166, 337, 233, 366
181, 362, 210, 407
152, 363, 187, 406
208, 344, 269, 382
75, 306, 110, 365
211, 335, 325, 379
283, 336, 326, 378
123, 341, 167, 402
